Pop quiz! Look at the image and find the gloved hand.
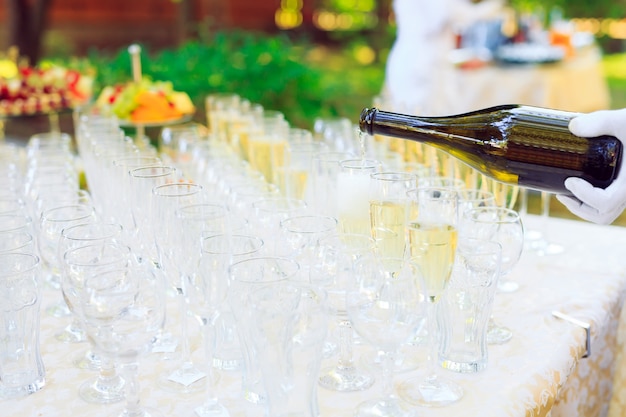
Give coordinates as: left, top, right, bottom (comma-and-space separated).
556, 108, 626, 225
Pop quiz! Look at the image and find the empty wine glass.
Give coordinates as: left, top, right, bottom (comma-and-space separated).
314, 233, 376, 392
127, 165, 179, 264
56, 221, 125, 344
398, 186, 463, 407
78, 263, 166, 417
200, 233, 265, 374
347, 256, 427, 417
62, 242, 132, 404
185, 233, 264, 417
39, 203, 97, 316
278, 214, 338, 277
152, 182, 207, 394
228, 256, 300, 405
461, 206, 524, 344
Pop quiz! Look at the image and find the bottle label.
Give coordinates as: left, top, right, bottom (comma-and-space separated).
515, 106, 578, 121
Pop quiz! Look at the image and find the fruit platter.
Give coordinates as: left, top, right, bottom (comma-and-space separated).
0, 59, 93, 118
95, 78, 195, 126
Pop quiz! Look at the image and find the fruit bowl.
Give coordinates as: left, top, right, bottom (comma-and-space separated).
95, 79, 195, 124
0, 60, 93, 118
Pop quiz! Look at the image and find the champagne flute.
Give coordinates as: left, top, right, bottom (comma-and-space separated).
187, 234, 264, 416
201, 233, 265, 372
347, 256, 426, 417
486, 178, 519, 210
314, 233, 376, 392
278, 214, 338, 275
369, 171, 417, 260
127, 165, 179, 264
461, 207, 524, 344
337, 158, 382, 236
152, 182, 207, 394
525, 190, 565, 256
398, 186, 463, 407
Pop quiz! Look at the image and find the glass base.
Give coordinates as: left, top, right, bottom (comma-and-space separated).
79, 374, 125, 404
55, 321, 86, 343
0, 375, 45, 399
397, 374, 463, 407
361, 346, 422, 374
318, 365, 374, 392
194, 401, 231, 417
487, 323, 513, 345
212, 356, 241, 372
157, 366, 207, 394
354, 397, 416, 417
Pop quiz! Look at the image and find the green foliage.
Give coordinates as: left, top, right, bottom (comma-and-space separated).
83, 30, 383, 129
508, 0, 626, 19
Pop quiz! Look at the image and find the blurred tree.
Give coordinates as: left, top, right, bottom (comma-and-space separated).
6, 0, 52, 65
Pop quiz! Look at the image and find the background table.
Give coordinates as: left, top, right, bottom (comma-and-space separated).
4, 214, 626, 416
446, 45, 611, 114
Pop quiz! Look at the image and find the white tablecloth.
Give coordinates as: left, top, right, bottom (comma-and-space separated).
5, 214, 626, 417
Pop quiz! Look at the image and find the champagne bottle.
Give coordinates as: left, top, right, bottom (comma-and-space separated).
359, 105, 622, 195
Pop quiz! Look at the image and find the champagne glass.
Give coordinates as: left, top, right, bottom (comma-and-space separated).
127, 165, 179, 264
186, 234, 264, 417
486, 178, 519, 210
457, 188, 496, 217
398, 186, 463, 407
347, 256, 427, 417
314, 233, 376, 392
461, 207, 524, 344
152, 182, 207, 394
228, 256, 301, 405
369, 171, 417, 260
78, 263, 166, 417
278, 214, 338, 276
127, 166, 179, 355
524, 190, 564, 256
200, 234, 265, 372
337, 159, 382, 236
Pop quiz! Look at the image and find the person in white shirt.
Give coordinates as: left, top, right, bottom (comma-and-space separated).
383, 0, 503, 115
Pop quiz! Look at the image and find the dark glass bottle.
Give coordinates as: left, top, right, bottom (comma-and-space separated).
359, 105, 622, 195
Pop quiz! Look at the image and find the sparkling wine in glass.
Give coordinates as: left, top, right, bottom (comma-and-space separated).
398, 186, 463, 407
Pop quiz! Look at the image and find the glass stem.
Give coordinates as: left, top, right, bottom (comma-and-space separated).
178, 284, 193, 371
426, 300, 438, 378
202, 319, 219, 407
380, 349, 395, 399
337, 318, 354, 369
121, 361, 142, 417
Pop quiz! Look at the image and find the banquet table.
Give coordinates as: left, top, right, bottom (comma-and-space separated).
4, 213, 626, 417
444, 45, 611, 115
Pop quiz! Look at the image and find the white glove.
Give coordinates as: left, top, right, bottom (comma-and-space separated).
555, 108, 626, 225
